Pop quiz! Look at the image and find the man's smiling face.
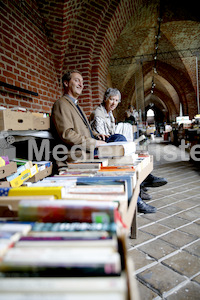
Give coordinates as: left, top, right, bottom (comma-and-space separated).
65, 72, 84, 99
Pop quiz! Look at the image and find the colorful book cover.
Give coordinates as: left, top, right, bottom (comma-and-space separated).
18, 199, 118, 224
8, 186, 64, 199
0, 187, 10, 196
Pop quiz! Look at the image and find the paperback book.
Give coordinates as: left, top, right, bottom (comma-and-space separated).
18, 199, 118, 224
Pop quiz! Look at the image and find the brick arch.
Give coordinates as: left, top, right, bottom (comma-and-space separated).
146, 89, 178, 121
151, 61, 197, 118
141, 60, 196, 119
115, 58, 193, 121
60, 0, 146, 116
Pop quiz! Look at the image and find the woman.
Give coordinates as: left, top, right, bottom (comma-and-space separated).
89, 88, 120, 138
89, 88, 157, 214
89, 88, 130, 142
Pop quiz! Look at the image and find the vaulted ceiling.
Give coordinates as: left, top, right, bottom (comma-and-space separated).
108, 0, 200, 122
25, 0, 200, 121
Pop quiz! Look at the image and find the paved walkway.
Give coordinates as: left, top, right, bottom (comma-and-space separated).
128, 137, 200, 299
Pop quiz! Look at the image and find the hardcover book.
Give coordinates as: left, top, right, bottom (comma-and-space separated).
97, 141, 136, 158
0, 275, 127, 299
0, 246, 121, 276
18, 199, 118, 224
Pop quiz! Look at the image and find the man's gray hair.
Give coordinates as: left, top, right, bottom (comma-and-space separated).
103, 88, 121, 103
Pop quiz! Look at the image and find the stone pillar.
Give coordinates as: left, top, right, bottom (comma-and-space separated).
135, 61, 145, 122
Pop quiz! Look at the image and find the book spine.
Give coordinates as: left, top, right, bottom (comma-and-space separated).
31, 221, 117, 233
0, 263, 121, 277
18, 202, 117, 224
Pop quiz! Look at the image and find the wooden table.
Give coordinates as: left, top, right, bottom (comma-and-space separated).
124, 155, 153, 239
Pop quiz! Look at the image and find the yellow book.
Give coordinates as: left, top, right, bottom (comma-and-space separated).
9, 165, 38, 188
8, 186, 64, 199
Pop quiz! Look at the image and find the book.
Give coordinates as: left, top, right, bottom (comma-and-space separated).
67, 162, 102, 170
0, 223, 32, 235
45, 174, 134, 203
0, 156, 9, 167
68, 184, 125, 194
107, 153, 138, 166
97, 141, 136, 158
98, 165, 135, 172
28, 221, 117, 239
30, 179, 77, 188
6, 161, 33, 182
0, 245, 121, 275
0, 223, 32, 257
13, 235, 119, 250
0, 273, 128, 299
5, 186, 65, 199
67, 158, 109, 168
30, 221, 116, 232
75, 158, 109, 166
0, 195, 55, 212
18, 199, 118, 224
58, 169, 98, 176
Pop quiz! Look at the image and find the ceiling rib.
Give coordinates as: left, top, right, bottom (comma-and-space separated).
110, 47, 200, 66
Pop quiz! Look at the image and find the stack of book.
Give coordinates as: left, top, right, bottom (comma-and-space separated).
0, 222, 32, 258
0, 200, 129, 299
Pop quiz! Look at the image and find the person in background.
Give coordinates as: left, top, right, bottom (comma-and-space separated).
125, 104, 139, 139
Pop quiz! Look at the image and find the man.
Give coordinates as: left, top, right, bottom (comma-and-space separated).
51, 70, 106, 168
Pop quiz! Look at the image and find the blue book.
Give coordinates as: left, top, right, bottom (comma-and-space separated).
0, 187, 10, 197
45, 174, 134, 203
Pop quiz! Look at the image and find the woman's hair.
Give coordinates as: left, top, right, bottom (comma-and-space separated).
103, 88, 121, 104
62, 70, 82, 88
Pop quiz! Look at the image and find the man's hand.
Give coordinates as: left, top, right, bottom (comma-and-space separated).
97, 134, 109, 141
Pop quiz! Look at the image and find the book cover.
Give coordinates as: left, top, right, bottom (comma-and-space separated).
0, 223, 32, 257
14, 235, 119, 250
31, 221, 117, 233
74, 158, 109, 166
8, 186, 64, 199
68, 184, 125, 194
67, 162, 102, 170
18, 199, 118, 224
98, 165, 135, 172
0, 275, 127, 299
0, 247, 121, 276
0, 195, 55, 212
97, 141, 136, 158
50, 174, 134, 203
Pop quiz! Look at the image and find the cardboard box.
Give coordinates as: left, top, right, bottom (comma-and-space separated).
0, 109, 33, 130
32, 113, 50, 130
0, 162, 17, 180
27, 164, 52, 183
0, 181, 10, 187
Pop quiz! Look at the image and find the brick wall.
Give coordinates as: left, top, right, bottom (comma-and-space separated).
0, 0, 61, 113
0, 0, 199, 121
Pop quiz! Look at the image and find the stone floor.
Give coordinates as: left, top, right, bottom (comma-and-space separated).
128, 137, 200, 299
